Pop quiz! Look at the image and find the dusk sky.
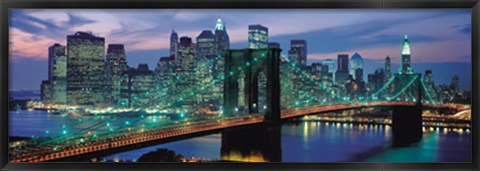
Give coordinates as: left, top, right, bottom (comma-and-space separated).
9, 9, 471, 90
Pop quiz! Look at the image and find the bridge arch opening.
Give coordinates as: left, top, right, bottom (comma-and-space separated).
224, 48, 282, 122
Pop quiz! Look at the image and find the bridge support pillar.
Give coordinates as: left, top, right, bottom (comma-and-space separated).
392, 105, 423, 147
264, 48, 281, 122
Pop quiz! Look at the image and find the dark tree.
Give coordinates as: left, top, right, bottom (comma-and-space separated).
137, 148, 185, 162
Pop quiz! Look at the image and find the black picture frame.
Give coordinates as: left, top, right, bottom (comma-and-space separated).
1, 0, 478, 170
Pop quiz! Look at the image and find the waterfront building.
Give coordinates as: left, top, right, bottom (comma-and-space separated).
40, 80, 51, 104
48, 43, 67, 104
66, 31, 107, 105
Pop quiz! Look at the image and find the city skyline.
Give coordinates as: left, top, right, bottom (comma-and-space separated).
10, 9, 471, 90
7, 9, 472, 163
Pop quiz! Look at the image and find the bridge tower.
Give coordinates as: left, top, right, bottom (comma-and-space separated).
391, 73, 423, 146
224, 48, 282, 122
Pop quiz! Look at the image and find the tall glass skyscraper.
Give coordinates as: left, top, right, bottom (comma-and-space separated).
66, 31, 106, 105
248, 24, 268, 49
349, 53, 363, 80
48, 43, 67, 104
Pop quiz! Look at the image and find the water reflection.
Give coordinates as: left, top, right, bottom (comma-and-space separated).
221, 123, 281, 162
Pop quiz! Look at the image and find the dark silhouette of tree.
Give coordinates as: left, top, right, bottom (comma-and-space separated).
137, 148, 185, 162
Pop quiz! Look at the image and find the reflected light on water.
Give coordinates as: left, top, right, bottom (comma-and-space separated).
221, 150, 267, 162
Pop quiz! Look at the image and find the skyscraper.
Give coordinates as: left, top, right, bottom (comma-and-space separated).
48, 43, 67, 104
176, 36, 197, 107
66, 31, 107, 105
196, 30, 216, 104
248, 24, 268, 49
170, 30, 178, 56
385, 56, 392, 81
214, 17, 230, 54
177, 37, 196, 69
106, 44, 128, 105
196, 30, 216, 60
401, 34, 412, 74
337, 54, 349, 72
335, 54, 349, 85
288, 40, 307, 68
213, 17, 230, 105
349, 53, 363, 80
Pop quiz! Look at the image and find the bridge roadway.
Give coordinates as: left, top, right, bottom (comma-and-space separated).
10, 102, 465, 162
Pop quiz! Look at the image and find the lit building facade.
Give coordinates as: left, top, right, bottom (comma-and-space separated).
385, 56, 392, 81
66, 31, 107, 105
41, 80, 51, 104
367, 68, 385, 96
120, 64, 156, 108
155, 55, 176, 106
48, 43, 67, 104
401, 34, 412, 74
196, 30, 216, 104
423, 70, 437, 101
106, 44, 128, 106
335, 54, 349, 86
176, 36, 198, 108
349, 53, 363, 80
196, 30, 217, 60
248, 24, 268, 49
288, 40, 307, 68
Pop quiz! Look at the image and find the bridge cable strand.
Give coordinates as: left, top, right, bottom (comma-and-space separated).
387, 75, 419, 102
368, 74, 396, 100
421, 79, 437, 105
